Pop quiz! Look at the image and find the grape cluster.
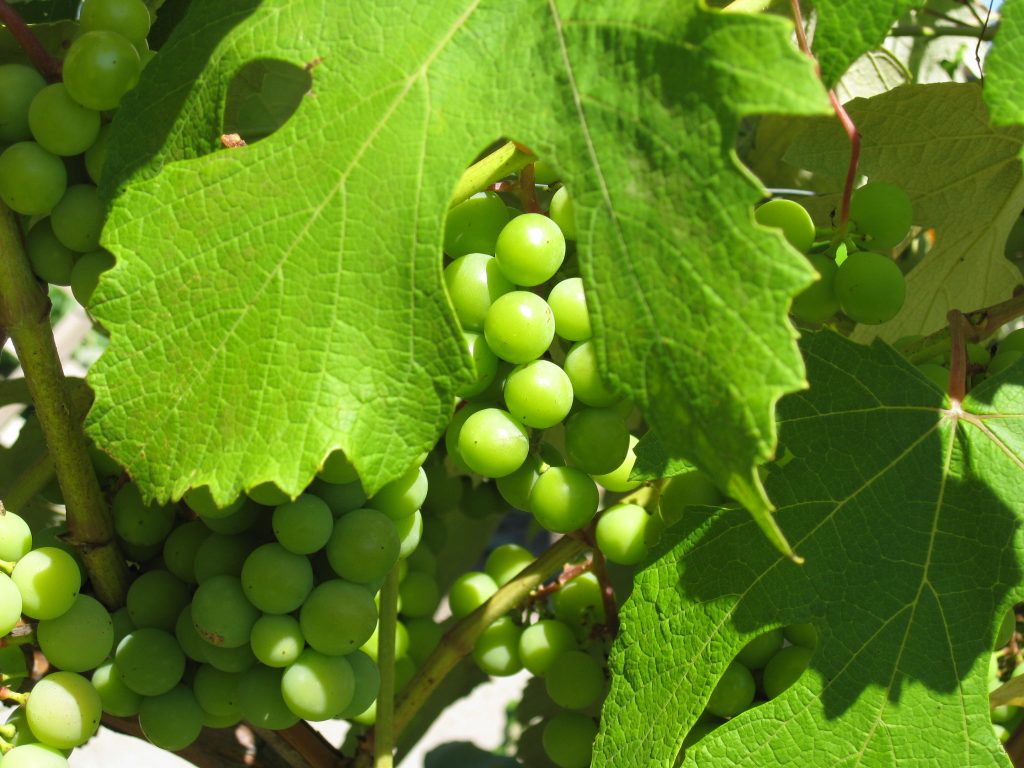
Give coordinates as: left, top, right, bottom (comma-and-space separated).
756, 182, 914, 327
991, 608, 1022, 744
0, 0, 152, 304
899, 325, 1024, 392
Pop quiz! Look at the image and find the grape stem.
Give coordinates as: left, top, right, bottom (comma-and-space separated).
947, 310, 969, 403
0, 204, 130, 609
0, 558, 13, 575
889, 23, 998, 39
0, 687, 27, 706
0, 626, 34, 648
518, 163, 541, 214
0, 0, 62, 81
448, 141, 537, 209
903, 289, 1024, 364
583, 531, 620, 635
372, 564, 401, 768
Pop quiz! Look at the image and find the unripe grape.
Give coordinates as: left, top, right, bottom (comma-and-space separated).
849, 181, 913, 249
63, 30, 142, 111
483, 291, 555, 364
80, 0, 152, 44
444, 253, 514, 331
834, 251, 906, 325
0, 64, 46, 142
543, 712, 597, 768
0, 508, 32, 560
11, 546, 81, 620
755, 198, 815, 254
28, 84, 101, 156
26, 671, 102, 749
139, 685, 204, 750
458, 407, 530, 478
791, 253, 840, 324
763, 645, 812, 699
503, 359, 573, 428
706, 661, 755, 717
494, 213, 566, 286
547, 277, 591, 341
595, 503, 653, 565
444, 191, 510, 257
549, 185, 577, 240
529, 466, 599, 533
0, 142, 67, 215
472, 616, 523, 676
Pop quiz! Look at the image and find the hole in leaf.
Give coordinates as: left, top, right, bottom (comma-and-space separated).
222, 58, 311, 144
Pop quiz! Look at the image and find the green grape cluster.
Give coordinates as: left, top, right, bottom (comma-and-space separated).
0, 0, 155, 305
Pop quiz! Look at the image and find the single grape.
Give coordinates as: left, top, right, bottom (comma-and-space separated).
203, 709, 243, 729
247, 481, 290, 507
518, 619, 577, 676
192, 664, 243, 718
736, 628, 785, 670
79, 0, 152, 44
0, 572, 23, 635
552, 571, 606, 630
484, 544, 534, 586
240, 542, 314, 614
91, 660, 142, 717
473, 616, 523, 676
458, 331, 499, 398
495, 453, 543, 510
25, 219, 76, 286
51, 185, 105, 253
0, 142, 67, 215
311, 478, 367, 516
272, 494, 333, 554
534, 161, 560, 184
251, 614, 305, 668
198, 498, 262, 535
110, 606, 135, 647
0, 508, 32, 560
543, 712, 597, 768
63, 30, 141, 111
193, 574, 260, 646
318, 449, 359, 484
28, 84, 101, 156
494, 213, 566, 286
300, 580, 378, 656
834, 250, 906, 325
850, 181, 913, 249
37, 594, 113, 672
444, 191, 510, 257
367, 465, 428, 520
398, 571, 440, 617
84, 123, 111, 184
11, 547, 81, 620
281, 649, 355, 721
565, 408, 630, 475
563, 340, 619, 406
784, 622, 818, 649
406, 542, 438, 574
591, 434, 641, 493
139, 685, 204, 751
448, 571, 498, 619
358, 620, 409, 662
791, 252, 840, 324
239, 666, 299, 730
193, 532, 256, 582
202, 640, 257, 674
112, 483, 175, 547
444, 401, 490, 473
484, 291, 555, 364
996, 608, 1017, 649
529, 466, 599, 533
0, 64, 45, 142
549, 185, 576, 240
755, 198, 815, 254
457, 407, 530, 478
406, 617, 443, 665
503, 359, 573, 428
174, 604, 211, 662
0, 645, 28, 693
184, 485, 244, 519
658, 470, 722, 530
115, 628, 185, 696
762, 645, 812, 699
126, 569, 191, 631
547, 276, 590, 341
326, 507, 400, 584
0, 744, 69, 768
706, 661, 756, 718
26, 671, 102, 749
336, 651, 380, 719
444, 253, 515, 331
595, 503, 653, 566
162, 520, 211, 583
545, 649, 605, 708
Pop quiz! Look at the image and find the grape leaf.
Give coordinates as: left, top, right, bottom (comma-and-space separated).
595, 330, 1023, 767
87, 0, 829, 519
811, 0, 922, 85
787, 83, 1024, 341
5, 0, 77, 24
987, 0, 1024, 126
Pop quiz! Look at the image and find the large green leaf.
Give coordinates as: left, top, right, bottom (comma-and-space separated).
87, 0, 829, 512
595, 330, 1023, 766
788, 83, 1024, 341
811, 0, 922, 85
987, 0, 1024, 126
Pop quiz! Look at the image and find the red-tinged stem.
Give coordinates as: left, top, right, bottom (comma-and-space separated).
519, 163, 540, 213
0, 687, 27, 706
0, 0, 62, 80
588, 541, 620, 635
948, 310, 968, 403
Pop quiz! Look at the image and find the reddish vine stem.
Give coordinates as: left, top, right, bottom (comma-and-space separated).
581, 531, 619, 634
518, 163, 540, 213
947, 310, 969, 402
0, 0, 62, 80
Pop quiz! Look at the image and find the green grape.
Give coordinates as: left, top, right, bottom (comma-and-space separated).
547, 277, 590, 341
300, 580, 377, 655
271, 494, 333, 554
458, 407, 530, 478
658, 470, 722, 531
494, 213, 566, 286
359, 619, 409, 662
484, 291, 555, 363
192, 575, 260, 646
25, 219, 76, 286
792, 252, 840, 324
545, 649, 605, 708
591, 434, 641, 493
28, 84, 101, 157
549, 185, 576, 240
184, 485, 244, 519
458, 331, 499, 398
406, 543, 438, 574
91, 660, 141, 717
849, 181, 913, 249
311, 478, 367, 516
448, 571, 498, 618
472, 616, 523, 676
194, 532, 256, 582
51, 185, 105, 253
393, 509, 422, 559
518, 619, 576, 676
495, 453, 542, 510
248, 481, 290, 507
174, 605, 209, 662
84, 123, 111, 184
484, 544, 534, 586
444, 191, 510, 257
238, 666, 299, 730
917, 363, 948, 390
240, 543, 314, 614
0, 64, 45, 142
368, 465, 428, 520
326, 508, 400, 584
763, 645, 812, 699
0, 142, 67, 215
563, 340, 619, 406
63, 30, 141, 111
112, 483, 175, 547
162, 520, 211, 583
784, 622, 818, 649
595, 503, 653, 566
79, 0, 151, 43
115, 628, 185, 695
139, 685, 203, 751
126, 569, 190, 631
706, 661, 756, 718
542, 712, 597, 768
444, 402, 489, 472
529, 466, 599, 533
398, 571, 440, 617
533, 161, 560, 184
552, 571, 606, 629
503, 359, 573, 429
736, 628, 785, 670
755, 198, 815, 254
0, 744, 69, 768
834, 251, 906, 325
110, 606, 135, 647
25, 671, 101, 749
406, 618, 443, 665
37, 594, 113, 672
281, 649, 355, 721
0, 509, 32, 560
250, 614, 304, 668
565, 407, 629, 475
996, 608, 1017, 649
11, 547, 81, 620
444, 253, 515, 331
203, 709, 242, 729
0, 645, 28, 693
318, 449, 359, 484
198, 499, 262, 534
192, 664, 243, 718
336, 651, 380, 718
202, 640, 257, 674
0, 572, 23, 635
